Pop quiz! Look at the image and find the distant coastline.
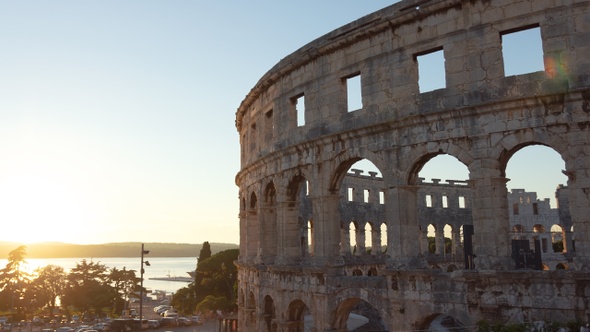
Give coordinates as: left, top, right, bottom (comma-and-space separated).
0, 241, 238, 258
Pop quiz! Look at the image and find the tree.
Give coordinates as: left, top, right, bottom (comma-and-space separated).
28, 265, 66, 317
194, 249, 239, 311
173, 245, 239, 315
61, 259, 116, 316
194, 242, 211, 283
108, 267, 140, 314
198, 242, 212, 263
0, 246, 31, 320
195, 295, 234, 313
170, 287, 196, 315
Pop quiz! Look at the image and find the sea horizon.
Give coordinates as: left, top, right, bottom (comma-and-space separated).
0, 256, 198, 294
0, 241, 239, 259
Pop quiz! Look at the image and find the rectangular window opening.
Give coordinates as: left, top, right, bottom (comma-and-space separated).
416, 47, 446, 93
265, 109, 274, 140
442, 195, 448, 208
513, 203, 519, 215
250, 122, 256, 152
363, 189, 369, 203
425, 194, 433, 208
346, 74, 362, 112
241, 134, 246, 159
379, 191, 385, 205
501, 25, 544, 76
347, 188, 354, 202
533, 203, 539, 215
458, 196, 466, 209
294, 95, 305, 127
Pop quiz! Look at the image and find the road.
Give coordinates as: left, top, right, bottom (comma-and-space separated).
151, 320, 217, 332
7, 321, 219, 332
130, 302, 223, 332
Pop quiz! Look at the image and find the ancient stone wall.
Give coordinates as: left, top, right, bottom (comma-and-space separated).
235, 0, 590, 330
340, 171, 570, 271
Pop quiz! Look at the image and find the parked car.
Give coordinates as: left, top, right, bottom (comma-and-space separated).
176, 317, 191, 327
92, 323, 110, 331
156, 307, 171, 316
75, 325, 91, 332
159, 318, 176, 327
163, 311, 178, 318
56, 327, 74, 332
154, 306, 170, 314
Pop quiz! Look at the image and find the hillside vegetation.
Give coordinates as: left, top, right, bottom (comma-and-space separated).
0, 242, 238, 258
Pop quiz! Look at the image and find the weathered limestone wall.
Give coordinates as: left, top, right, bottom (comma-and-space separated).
235, 0, 590, 330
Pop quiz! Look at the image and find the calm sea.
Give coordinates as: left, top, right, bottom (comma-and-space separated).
0, 257, 197, 294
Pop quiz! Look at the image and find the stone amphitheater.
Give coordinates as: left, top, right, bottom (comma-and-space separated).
234, 0, 590, 330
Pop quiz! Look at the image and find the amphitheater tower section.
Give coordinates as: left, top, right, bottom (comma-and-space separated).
235, 0, 590, 330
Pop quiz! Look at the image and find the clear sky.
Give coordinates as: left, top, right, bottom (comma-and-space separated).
0, 1, 398, 245
0, 1, 567, 246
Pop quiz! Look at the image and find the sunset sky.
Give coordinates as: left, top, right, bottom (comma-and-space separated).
0, 1, 567, 245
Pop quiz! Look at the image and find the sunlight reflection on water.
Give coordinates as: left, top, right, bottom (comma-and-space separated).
0, 257, 197, 294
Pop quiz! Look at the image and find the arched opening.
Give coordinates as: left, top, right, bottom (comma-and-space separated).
333, 298, 385, 331
533, 224, 548, 253
418, 154, 471, 264
365, 222, 372, 254
380, 223, 388, 253
245, 292, 257, 329
349, 221, 358, 255
512, 224, 526, 240
368, 267, 378, 276
337, 158, 386, 259
419, 313, 468, 331
286, 174, 311, 260
444, 224, 453, 257
261, 182, 278, 262
505, 145, 569, 267
427, 224, 436, 254
247, 192, 259, 260
287, 300, 311, 332
505, 145, 567, 208
306, 220, 314, 256
263, 295, 276, 332
551, 224, 564, 253
250, 192, 258, 210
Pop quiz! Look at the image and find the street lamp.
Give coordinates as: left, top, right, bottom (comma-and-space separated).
140, 243, 150, 320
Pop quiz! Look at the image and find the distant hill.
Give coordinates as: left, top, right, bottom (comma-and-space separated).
0, 242, 239, 259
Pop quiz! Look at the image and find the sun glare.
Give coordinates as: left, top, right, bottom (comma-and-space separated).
0, 174, 85, 244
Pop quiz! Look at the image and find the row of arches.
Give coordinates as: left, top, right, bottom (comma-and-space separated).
239, 288, 468, 331
241, 143, 572, 267
240, 144, 572, 271
512, 224, 573, 253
